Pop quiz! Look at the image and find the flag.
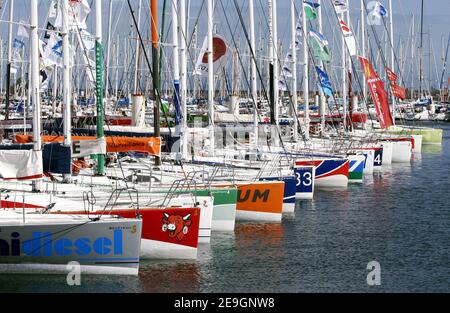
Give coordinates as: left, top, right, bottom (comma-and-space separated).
55, 0, 91, 30
285, 52, 293, 63
373, 1, 388, 18
40, 70, 49, 92
44, 22, 56, 40
332, 0, 348, 14
392, 83, 406, 100
309, 29, 331, 62
194, 35, 229, 76
358, 56, 393, 128
13, 38, 25, 49
42, 33, 63, 67
48, 0, 58, 19
80, 29, 95, 50
304, 2, 320, 20
282, 66, 293, 78
316, 66, 333, 97
17, 21, 30, 38
12, 39, 25, 62
339, 20, 357, 56
386, 66, 397, 82
278, 80, 288, 91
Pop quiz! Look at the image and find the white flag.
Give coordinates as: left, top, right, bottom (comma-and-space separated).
55, 0, 91, 30
48, 0, 58, 19
17, 20, 30, 38
80, 29, 95, 51
332, 0, 348, 14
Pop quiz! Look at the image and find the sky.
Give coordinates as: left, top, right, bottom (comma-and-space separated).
0, 0, 449, 89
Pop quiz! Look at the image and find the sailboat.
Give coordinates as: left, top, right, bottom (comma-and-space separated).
0, 0, 142, 276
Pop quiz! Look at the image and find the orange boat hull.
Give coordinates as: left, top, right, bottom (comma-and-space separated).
215, 181, 284, 222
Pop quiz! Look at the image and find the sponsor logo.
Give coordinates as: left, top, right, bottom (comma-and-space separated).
0, 230, 123, 257
237, 189, 270, 203
162, 213, 192, 241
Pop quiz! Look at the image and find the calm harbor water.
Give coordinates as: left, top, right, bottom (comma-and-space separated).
1, 123, 449, 293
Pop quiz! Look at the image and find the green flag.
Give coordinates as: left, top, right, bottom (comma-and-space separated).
304, 2, 319, 20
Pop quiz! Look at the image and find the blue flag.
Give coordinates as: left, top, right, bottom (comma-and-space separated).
374, 1, 388, 17
316, 67, 333, 97
13, 38, 25, 49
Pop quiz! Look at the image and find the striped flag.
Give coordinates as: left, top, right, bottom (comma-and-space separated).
339, 20, 357, 56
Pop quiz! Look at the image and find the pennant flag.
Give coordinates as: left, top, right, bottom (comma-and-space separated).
278, 80, 288, 91
358, 56, 393, 128
386, 66, 397, 81
282, 66, 293, 78
80, 29, 95, 51
392, 83, 406, 100
285, 52, 293, 63
339, 20, 357, 56
13, 38, 25, 49
316, 66, 333, 97
309, 29, 331, 62
55, 0, 91, 30
332, 0, 348, 14
44, 22, 56, 40
296, 23, 302, 37
304, 2, 320, 20
48, 0, 58, 19
17, 21, 30, 38
194, 35, 229, 76
42, 33, 63, 67
373, 1, 388, 18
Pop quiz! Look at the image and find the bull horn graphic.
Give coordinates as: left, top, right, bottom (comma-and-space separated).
163, 212, 170, 219
183, 214, 191, 221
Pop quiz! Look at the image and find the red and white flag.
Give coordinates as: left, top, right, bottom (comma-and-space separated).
339, 19, 357, 56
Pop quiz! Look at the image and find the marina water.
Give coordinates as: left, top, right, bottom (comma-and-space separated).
1, 123, 449, 293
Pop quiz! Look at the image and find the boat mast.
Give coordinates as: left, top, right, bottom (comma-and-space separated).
62, 0, 72, 180
151, 0, 161, 165
268, 0, 274, 124
171, 0, 181, 162
95, 0, 105, 175
340, 10, 347, 131
419, 0, 424, 98
290, 0, 298, 142
346, 5, 352, 131
30, 0, 42, 192
249, 0, 259, 146
439, 35, 450, 101
388, 0, 396, 124
105, 0, 113, 103
360, 0, 367, 101
301, 0, 309, 140
180, 0, 188, 159
5, 0, 14, 121
207, 0, 215, 156
318, 0, 326, 137
133, 0, 142, 94
272, 0, 279, 128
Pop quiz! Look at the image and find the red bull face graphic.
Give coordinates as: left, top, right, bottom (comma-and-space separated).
162, 213, 192, 241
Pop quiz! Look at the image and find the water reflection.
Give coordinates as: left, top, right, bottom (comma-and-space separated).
422, 144, 443, 154
138, 261, 201, 293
